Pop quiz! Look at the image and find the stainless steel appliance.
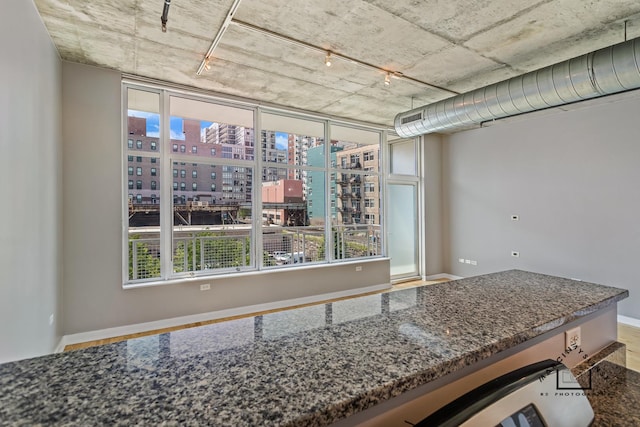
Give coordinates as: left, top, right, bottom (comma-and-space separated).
415, 360, 594, 426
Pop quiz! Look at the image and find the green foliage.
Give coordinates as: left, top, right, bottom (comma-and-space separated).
129, 236, 161, 280
173, 231, 251, 272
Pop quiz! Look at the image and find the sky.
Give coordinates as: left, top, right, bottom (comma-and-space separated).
130, 110, 289, 148
129, 110, 212, 140
275, 132, 288, 150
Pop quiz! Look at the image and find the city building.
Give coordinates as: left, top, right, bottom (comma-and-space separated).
261, 179, 305, 226
335, 145, 380, 225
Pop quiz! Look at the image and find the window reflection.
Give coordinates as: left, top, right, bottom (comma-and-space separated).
262, 305, 326, 339
332, 294, 383, 324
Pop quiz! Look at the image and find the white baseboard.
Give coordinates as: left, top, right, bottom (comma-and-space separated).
426, 273, 464, 281
618, 315, 640, 328
57, 282, 391, 351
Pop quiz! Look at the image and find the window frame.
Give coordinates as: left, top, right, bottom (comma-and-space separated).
123, 82, 387, 287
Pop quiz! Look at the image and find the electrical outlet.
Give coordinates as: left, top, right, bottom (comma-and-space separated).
465, 259, 471, 264
511, 251, 520, 257
200, 283, 211, 291
565, 327, 581, 349
470, 260, 477, 266
355, 266, 363, 272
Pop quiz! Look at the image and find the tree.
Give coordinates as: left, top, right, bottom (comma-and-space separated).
129, 236, 161, 279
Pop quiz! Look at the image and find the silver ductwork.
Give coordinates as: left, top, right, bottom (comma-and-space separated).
394, 37, 640, 137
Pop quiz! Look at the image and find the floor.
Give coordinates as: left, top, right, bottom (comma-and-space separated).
619, 323, 640, 372
65, 278, 640, 373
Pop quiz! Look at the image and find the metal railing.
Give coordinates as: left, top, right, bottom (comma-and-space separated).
333, 224, 381, 259
129, 224, 382, 280
173, 233, 251, 273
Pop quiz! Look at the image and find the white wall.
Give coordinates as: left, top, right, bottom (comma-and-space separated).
442, 93, 640, 318
0, 0, 62, 363
61, 62, 390, 335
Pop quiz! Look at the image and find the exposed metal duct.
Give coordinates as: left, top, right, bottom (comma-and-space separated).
394, 37, 640, 137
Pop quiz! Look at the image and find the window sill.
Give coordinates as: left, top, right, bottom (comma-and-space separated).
123, 257, 389, 290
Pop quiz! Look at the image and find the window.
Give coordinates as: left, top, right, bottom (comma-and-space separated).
128, 139, 134, 149
124, 85, 385, 285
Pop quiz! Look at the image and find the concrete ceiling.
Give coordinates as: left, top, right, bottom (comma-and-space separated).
34, 0, 640, 127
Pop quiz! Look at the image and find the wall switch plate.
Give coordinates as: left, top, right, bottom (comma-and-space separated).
565, 327, 581, 349
458, 258, 465, 263
200, 283, 211, 291
355, 266, 363, 272
511, 251, 520, 257
465, 259, 471, 264
511, 215, 520, 221
49, 314, 54, 326
470, 260, 477, 265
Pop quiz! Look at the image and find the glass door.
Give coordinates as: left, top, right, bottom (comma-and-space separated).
387, 137, 421, 281
387, 182, 419, 278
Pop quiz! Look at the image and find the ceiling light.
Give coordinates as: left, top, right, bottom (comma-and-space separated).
325, 52, 332, 67
161, 0, 171, 33
384, 72, 391, 86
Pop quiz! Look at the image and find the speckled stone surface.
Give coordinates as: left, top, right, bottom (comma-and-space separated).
573, 342, 640, 427
585, 361, 640, 427
0, 270, 628, 426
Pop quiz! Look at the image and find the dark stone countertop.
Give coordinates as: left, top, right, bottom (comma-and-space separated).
0, 270, 628, 426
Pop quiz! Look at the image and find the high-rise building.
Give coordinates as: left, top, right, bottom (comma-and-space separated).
127, 117, 255, 213
335, 146, 379, 225
306, 145, 343, 225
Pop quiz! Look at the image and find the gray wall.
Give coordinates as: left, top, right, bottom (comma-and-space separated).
61, 62, 390, 335
423, 134, 444, 277
442, 94, 640, 318
0, 0, 62, 363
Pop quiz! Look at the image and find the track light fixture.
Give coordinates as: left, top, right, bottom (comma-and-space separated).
384, 72, 391, 86
204, 57, 211, 71
161, 0, 171, 32
325, 51, 332, 67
